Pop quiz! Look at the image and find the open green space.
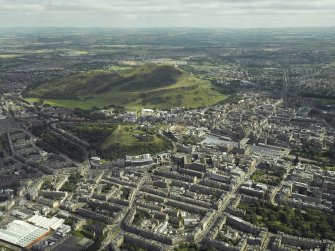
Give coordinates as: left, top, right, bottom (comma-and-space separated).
251, 169, 285, 186
63, 123, 118, 147
293, 146, 335, 166
63, 123, 172, 160
25, 97, 107, 110
101, 124, 162, 150
73, 231, 85, 239
31, 124, 87, 162
27, 64, 229, 110
41, 178, 53, 190
0, 54, 23, 59
323, 166, 335, 172
61, 171, 82, 192
239, 201, 335, 241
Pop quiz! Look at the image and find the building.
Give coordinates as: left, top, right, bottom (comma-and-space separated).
27, 215, 65, 231
141, 109, 154, 116
0, 220, 51, 249
125, 154, 153, 167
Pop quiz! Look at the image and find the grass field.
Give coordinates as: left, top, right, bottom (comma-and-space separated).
101, 124, 164, 150
27, 64, 229, 110
124, 79, 229, 110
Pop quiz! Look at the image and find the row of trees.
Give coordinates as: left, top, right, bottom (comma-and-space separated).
63, 123, 117, 147
294, 144, 335, 165
32, 124, 87, 162
98, 140, 172, 160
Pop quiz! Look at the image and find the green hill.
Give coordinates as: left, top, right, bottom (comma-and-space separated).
27, 64, 228, 110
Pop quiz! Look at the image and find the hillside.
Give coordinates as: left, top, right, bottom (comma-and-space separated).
27, 64, 228, 110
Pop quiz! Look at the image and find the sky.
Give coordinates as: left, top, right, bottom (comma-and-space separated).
0, 0, 334, 28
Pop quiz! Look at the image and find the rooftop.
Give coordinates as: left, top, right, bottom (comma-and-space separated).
0, 220, 50, 248
28, 215, 65, 230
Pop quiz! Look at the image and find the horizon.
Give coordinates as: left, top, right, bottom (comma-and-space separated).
1, 26, 335, 30
1, 0, 335, 28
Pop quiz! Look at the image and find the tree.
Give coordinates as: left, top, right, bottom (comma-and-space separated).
293, 155, 299, 166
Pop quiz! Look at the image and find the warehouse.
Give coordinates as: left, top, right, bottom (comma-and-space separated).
0, 220, 50, 249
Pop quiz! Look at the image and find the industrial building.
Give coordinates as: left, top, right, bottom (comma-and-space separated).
0, 220, 50, 249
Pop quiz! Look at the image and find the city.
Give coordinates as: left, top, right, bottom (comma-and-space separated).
0, 2, 335, 251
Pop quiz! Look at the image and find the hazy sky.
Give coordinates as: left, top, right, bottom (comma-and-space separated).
0, 0, 334, 28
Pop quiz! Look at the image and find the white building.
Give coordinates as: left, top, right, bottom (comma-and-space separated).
125, 154, 153, 167
0, 220, 50, 248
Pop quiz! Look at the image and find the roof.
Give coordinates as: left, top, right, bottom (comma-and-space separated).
28, 215, 65, 230
125, 154, 152, 162
201, 136, 238, 147
0, 220, 50, 248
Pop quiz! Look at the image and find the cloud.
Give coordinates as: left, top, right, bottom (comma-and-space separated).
0, 0, 334, 27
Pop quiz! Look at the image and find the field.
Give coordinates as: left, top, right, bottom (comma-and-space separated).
124, 80, 229, 110
27, 64, 229, 110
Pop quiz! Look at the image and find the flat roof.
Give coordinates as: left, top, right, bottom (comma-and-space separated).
201, 136, 238, 147
28, 215, 64, 230
0, 220, 49, 248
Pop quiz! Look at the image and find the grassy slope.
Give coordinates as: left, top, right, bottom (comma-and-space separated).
25, 97, 107, 110
100, 124, 164, 150
63, 123, 172, 159
27, 64, 229, 110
